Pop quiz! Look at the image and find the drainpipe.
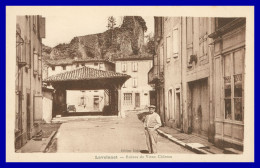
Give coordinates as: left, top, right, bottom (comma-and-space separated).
180, 17, 184, 132
29, 16, 32, 136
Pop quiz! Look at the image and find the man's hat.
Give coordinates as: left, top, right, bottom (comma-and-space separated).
148, 105, 156, 109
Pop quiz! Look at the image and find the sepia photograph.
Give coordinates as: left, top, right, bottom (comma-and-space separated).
6, 6, 254, 162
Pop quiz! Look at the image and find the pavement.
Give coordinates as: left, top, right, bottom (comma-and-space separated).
55, 111, 193, 153
157, 126, 224, 154
16, 131, 56, 153
16, 110, 226, 154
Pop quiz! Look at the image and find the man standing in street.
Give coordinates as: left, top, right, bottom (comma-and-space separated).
143, 105, 162, 154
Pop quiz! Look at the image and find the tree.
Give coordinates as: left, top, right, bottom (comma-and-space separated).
145, 33, 155, 55
107, 16, 116, 30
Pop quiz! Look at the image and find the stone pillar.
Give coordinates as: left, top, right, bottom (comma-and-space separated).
54, 87, 66, 117
118, 86, 125, 118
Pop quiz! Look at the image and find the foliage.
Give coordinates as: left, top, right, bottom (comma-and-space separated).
107, 16, 116, 30
144, 33, 155, 55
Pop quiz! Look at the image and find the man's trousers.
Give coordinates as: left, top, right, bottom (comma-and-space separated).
145, 129, 158, 153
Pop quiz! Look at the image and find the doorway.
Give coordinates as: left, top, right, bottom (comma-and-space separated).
26, 93, 31, 139
190, 78, 209, 137
149, 91, 156, 106
168, 89, 173, 119
175, 92, 181, 129
93, 96, 100, 111
135, 93, 140, 108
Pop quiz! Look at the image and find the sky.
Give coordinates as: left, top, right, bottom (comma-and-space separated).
42, 15, 154, 47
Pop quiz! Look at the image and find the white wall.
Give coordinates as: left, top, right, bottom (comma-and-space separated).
66, 90, 105, 112
116, 60, 153, 111
43, 97, 52, 123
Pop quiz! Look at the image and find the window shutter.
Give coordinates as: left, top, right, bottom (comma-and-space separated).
132, 62, 138, 72
122, 62, 127, 72
27, 40, 31, 67
173, 27, 179, 58
33, 50, 38, 74
132, 78, 138, 88
38, 54, 42, 76
166, 36, 171, 61
22, 39, 26, 63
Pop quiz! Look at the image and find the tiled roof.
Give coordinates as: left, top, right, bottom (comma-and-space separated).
43, 66, 130, 83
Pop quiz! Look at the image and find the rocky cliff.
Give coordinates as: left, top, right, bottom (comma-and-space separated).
44, 16, 152, 61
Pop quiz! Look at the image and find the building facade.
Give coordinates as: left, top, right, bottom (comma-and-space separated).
115, 57, 154, 112
149, 17, 245, 150
148, 17, 166, 124
15, 15, 45, 149
209, 18, 245, 150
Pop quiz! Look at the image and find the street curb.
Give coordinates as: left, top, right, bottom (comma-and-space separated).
157, 129, 211, 154
40, 131, 57, 153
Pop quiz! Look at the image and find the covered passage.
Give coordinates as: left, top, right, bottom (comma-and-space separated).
43, 66, 130, 117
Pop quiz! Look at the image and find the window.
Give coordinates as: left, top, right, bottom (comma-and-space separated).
33, 50, 38, 74
166, 36, 171, 62
38, 54, 42, 77
132, 78, 138, 88
121, 62, 127, 72
159, 45, 164, 72
199, 18, 208, 58
94, 63, 98, 66
52, 66, 55, 71
124, 93, 132, 105
223, 49, 244, 122
186, 17, 193, 46
16, 27, 25, 64
82, 63, 85, 66
62, 65, 66, 70
172, 27, 179, 58
24, 38, 31, 69
132, 62, 138, 72
76, 63, 79, 67
187, 17, 193, 66
33, 16, 37, 34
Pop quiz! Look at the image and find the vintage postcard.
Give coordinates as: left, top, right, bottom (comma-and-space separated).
6, 6, 254, 162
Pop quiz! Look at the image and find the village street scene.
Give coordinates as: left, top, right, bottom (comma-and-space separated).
15, 14, 245, 155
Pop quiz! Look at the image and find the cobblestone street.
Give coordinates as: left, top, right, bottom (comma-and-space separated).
53, 111, 194, 154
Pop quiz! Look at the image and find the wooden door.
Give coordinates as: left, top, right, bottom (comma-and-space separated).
135, 93, 140, 108
191, 79, 209, 137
